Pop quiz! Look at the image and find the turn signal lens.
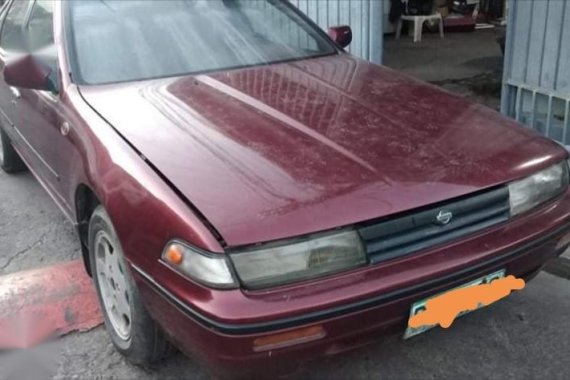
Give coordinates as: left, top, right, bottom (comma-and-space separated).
165, 245, 184, 265
161, 242, 237, 289
253, 325, 326, 352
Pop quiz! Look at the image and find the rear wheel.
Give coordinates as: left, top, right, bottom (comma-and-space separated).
88, 206, 173, 365
0, 127, 27, 174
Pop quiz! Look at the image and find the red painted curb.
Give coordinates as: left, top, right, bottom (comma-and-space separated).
0, 260, 103, 349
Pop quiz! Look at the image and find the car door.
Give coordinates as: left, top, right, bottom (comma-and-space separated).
1, 0, 75, 217
0, 0, 31, 138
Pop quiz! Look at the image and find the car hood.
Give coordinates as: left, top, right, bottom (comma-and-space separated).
79, 54, 566, 247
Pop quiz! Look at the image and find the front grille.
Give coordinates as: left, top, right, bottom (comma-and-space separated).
359, 187, 510, 264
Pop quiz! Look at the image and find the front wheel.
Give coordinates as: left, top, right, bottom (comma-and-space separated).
0, 127, 27, 174
88, 205, 173, 365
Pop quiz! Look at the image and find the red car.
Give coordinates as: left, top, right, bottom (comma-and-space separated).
1, 0, 569, 377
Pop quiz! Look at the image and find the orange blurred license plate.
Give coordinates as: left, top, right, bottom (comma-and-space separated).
404, 270, 506, 339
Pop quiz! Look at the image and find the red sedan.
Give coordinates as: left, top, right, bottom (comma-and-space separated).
0, 0, 569, 377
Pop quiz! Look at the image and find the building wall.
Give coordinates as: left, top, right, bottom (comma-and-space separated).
501, 0, 570, 144
291, 0, 384, 64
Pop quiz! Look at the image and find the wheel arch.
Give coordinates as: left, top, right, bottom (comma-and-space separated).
75, 183, 101, 276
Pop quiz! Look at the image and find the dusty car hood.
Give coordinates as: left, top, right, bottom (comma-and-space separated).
79, 54, 566, 247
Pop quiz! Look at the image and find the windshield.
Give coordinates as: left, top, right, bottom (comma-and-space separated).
67, 0, 338, 85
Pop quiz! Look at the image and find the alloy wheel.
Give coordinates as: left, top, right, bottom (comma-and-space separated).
94, 230, 132, 341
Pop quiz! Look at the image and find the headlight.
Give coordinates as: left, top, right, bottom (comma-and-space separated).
162, 242, 237, 288
509, 161, 569, 216
229, 230, 367, 289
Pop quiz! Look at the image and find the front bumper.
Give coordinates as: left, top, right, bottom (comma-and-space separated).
132, 190, 570, 375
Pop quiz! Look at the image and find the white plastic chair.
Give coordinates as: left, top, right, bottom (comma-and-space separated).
395, 1, 444, 43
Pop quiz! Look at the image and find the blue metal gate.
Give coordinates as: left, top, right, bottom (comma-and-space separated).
501, 0, 570, 144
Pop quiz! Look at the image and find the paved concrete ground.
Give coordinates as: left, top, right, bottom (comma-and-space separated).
0, 170, 80, 275
384, 28, 505, 82
384, 28, 505, 111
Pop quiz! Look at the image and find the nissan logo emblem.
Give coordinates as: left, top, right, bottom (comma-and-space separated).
435, 210, 453, 225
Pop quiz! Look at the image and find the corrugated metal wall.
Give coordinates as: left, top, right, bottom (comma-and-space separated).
291, 0, 384, 64
501, 0, 570, 144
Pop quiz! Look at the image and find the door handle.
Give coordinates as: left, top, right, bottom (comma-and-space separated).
9, 87, 21, 99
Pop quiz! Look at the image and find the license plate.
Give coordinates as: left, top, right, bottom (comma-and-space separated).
404, 269, 506, 339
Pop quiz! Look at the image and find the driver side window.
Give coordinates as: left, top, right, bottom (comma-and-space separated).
0, 0, 54, 54
27, 0, 54, 52
0, 0, 31, 52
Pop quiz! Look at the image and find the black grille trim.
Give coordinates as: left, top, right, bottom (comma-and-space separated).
359, 187, 510, 263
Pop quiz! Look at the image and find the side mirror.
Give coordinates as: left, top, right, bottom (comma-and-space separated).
4, 54, 55, 93
327, 25, 352, 48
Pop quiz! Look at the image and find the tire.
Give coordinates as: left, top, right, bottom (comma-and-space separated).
0, 126, 27, 174
88, 205, 173, 365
